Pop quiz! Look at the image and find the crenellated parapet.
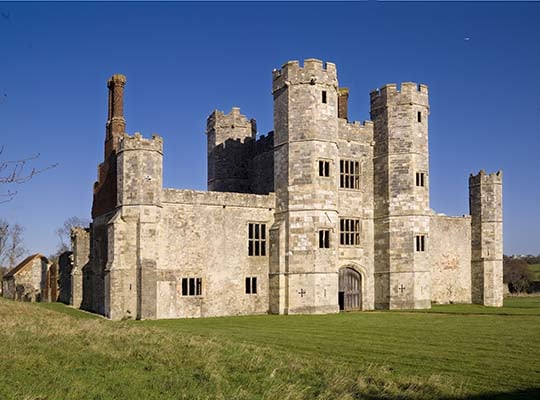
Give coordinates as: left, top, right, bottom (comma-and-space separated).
206, 107, 256, 146
370, 82, 429, 112
338, 119, 374, 143
469, 170, 503, 187
272, 59, 338, 94
119, 132, 163, 154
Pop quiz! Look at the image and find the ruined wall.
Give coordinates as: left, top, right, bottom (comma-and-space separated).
71, 227, 90, 308
155, 189, 274, 318
429, 215, 472, 304
337, 119, 375, 310
470, 171, 503, 307
2, 256, 50, 301
58, 251, 73, 304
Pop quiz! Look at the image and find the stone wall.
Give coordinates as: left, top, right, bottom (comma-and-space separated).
104, 187, 275, 320
429, 215, 472, 304
155, 189, 275, 318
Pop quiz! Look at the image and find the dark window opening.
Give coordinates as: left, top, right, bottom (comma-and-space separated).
416, 172, 425, 187
340, 160, 360, 189
248, 223, 266, 256
318, 160, 330, 177
415, 235, 426, 252
417, 111, 422, 123
322, 90, 327, 104
245, 277, 257, 294
182, 277, 202, 296
340, 219, 360, 246
319, 230, 330, 248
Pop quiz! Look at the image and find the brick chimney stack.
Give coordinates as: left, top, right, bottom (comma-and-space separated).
338, 87, 349, 121
105, 74, 127, 158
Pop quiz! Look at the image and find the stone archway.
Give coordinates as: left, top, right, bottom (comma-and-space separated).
338, 267, 362, 311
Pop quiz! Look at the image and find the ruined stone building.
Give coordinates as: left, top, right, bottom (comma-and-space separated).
71, 59, 503, 320
2, 254, 58, 302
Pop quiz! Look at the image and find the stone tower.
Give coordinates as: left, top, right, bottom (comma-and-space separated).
371, 83, 431, 309
103, 131, 163, 320
270, 59, 340, 314
206, 108, 257, 193
469, 170, 503, 307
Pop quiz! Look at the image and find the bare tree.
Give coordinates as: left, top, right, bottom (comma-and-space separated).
0, 145, 58, 203
0, 218, 27, 269
55, 216, 90, 253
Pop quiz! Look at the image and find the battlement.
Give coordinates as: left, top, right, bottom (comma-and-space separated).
119, 132, 163, 153
272, 58, 338, 93
469, 170, 503, 187
370, 82, 429, 109
338, 119, 374, 142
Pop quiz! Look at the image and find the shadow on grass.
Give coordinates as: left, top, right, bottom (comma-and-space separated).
452, 387, 540, 400
36, 302, 101, 320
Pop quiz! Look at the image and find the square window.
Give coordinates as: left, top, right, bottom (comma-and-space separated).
318, 160, 330, 177
340, 219, 360, 246
319, 230, 330, 248
245, 276, 257, 294
182, 277, 202, 296
248, 223, 266, 256
340, 160, 360, 189
415, 235, 426, 252
416, 172, 425, 187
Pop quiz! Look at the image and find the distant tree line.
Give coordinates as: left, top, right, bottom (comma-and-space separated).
503, 255, 539, 294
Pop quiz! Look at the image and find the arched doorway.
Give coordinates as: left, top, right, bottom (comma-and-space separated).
338, 267, 362, 311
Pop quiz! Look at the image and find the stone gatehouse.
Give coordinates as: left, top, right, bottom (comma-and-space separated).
71, 58, 503, 320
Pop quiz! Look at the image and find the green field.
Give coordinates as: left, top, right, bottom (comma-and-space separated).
1, 298, 539, 400
530, 264, 540, 281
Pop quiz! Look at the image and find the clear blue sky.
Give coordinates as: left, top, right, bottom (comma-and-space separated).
1, 1, 539, 257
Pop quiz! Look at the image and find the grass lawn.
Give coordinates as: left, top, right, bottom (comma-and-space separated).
1, 298, 539, 400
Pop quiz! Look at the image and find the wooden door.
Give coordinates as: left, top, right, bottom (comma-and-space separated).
338, 267, 361, 311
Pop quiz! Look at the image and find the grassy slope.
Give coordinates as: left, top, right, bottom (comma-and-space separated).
1, 298, 539, 400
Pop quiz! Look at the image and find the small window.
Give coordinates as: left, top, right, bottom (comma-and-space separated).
245, 277, 257, 294
248, 223, 266, 256
182, 277, 202, 296
340, 160, 360, 189
322, 90, 327, 104
340, 219, 360, 246
417, 111, 422, 123
318, 160, 330, 177
319, 230, 330, 248
416, 172, 425, 187
415, 235, 426, 252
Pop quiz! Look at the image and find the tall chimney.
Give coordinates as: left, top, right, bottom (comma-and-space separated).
105, 74, 127, 157
338, 87, 349, 121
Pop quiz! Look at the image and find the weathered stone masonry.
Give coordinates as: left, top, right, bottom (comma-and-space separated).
72, 59, 504, 320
